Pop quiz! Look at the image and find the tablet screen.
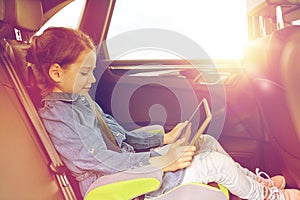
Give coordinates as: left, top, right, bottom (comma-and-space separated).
186, 98, 212, 145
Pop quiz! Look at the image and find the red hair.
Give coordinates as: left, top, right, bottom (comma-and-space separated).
26, 27, 95, 96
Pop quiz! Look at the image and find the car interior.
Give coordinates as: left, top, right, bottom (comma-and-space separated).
0, 0, 300, 199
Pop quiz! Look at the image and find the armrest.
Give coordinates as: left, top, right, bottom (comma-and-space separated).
84, 165, 162, 200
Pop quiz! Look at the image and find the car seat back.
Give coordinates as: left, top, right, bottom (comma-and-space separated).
244, 26, 300, 188
0, 0, 80, 199
1, 35, 76, 200
281, 28, 300, 144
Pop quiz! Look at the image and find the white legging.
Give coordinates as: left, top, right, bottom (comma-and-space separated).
181, 135, 264, 199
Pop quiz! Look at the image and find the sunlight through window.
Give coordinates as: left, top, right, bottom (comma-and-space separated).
107, 0, 248, 60
36, 0, 86, 36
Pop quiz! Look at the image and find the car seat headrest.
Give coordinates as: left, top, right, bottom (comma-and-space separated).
0, 0, 43, 32
244, 26, 300, 83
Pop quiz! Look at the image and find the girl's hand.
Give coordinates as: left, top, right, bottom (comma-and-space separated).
164, 121, 188, 144
149, 137, 196, 172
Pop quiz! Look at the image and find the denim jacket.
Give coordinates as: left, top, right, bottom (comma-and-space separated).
39, 92, 185, 197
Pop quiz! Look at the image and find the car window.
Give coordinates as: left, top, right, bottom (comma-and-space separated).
292, 19, 300, 25
36, 0, 86, 36
106, 0, 248, 60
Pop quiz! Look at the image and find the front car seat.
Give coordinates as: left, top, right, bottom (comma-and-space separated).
244, 26, 300, 188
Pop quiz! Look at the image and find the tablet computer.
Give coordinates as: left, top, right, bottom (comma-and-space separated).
153, 98, 212, 155
186, 98, 212, 146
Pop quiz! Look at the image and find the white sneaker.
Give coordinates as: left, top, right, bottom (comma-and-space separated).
256, 168, 286, 190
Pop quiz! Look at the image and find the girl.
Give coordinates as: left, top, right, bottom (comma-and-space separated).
26, 27, 300, 200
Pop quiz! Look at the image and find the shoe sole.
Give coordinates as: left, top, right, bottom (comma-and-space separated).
278, 179, 286, 190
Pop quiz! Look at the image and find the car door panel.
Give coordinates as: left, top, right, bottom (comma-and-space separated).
95, 60, 264, 171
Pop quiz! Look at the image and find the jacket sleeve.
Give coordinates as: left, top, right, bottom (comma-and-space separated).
39, 102, 153, 175
124, 127, 164, 151
103, 112, 165, 151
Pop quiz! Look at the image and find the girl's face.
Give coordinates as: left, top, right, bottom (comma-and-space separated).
52, 49, 97, 95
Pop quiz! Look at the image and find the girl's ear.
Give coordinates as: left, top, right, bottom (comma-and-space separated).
49, 64, 63, 82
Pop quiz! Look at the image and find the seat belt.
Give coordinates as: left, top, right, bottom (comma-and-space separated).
0, 38, 78, 200
85, 94, 122, 153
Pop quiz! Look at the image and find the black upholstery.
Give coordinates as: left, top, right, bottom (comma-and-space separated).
245, 26, 300, 188
0, 0, 82, 199
0, 0, 42, 31
0, 0, 44, 106
281, 29, 300, 144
